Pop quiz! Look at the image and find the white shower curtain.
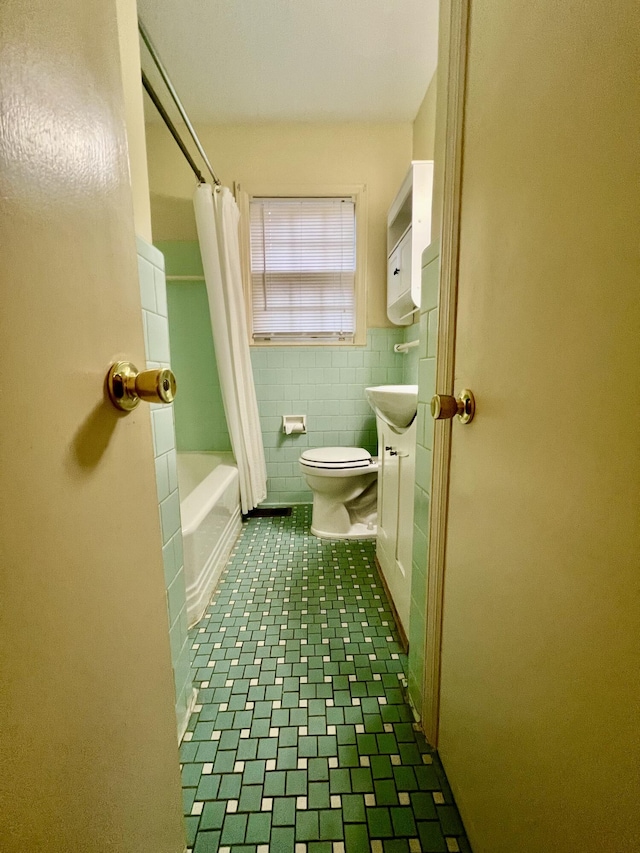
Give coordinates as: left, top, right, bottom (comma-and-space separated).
193, 183, 267, 513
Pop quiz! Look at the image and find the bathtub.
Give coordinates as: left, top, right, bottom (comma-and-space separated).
177, 452, 242, 627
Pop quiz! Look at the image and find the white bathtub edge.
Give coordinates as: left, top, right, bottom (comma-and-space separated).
185, 504, 243, 628
181, 463, 239, 537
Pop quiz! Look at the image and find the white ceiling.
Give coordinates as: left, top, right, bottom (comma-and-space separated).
137, 0, 439, 124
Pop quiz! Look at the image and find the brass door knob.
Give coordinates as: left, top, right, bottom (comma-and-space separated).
431, 389, 475, 424
107, 361, 177, 412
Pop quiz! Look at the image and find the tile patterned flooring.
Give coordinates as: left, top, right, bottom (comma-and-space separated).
180, 506, 471, 853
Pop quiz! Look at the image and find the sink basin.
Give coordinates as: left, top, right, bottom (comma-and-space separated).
365, 385, 418, 433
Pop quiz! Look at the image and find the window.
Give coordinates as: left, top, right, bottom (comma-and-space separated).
247, 194, 363, 344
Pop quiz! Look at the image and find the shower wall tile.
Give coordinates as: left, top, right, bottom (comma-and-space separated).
152, 407, 176, 457
136, 235, 194, 741
138, 256, 157, 312
155, 452, 170, 503
146, 310, 171, 363
408, 241, 439, 713
166, 272, 232, 453
160, 490, 181, 545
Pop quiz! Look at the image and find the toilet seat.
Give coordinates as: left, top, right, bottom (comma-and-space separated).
300, 446, 373, 470
299, 446, 378, 539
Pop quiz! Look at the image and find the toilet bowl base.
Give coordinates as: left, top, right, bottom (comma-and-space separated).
310, 521, 377, 541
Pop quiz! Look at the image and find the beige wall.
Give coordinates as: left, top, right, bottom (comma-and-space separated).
145, 121, 413, 327
412, 71, 438, 159
116, 0, 153, 242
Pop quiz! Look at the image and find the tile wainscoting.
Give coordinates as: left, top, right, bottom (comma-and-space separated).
137, 236, 194, 737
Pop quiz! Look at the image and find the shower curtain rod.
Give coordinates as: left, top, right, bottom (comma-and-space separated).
141, 70, 205, 184
138, 17, 221, 186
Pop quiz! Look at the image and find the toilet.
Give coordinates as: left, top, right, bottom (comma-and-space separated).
299, 447, 378, 539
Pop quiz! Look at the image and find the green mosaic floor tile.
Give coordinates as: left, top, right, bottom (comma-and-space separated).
368, 806, 394, 838
221, 812, 247, 845
384, 841, 411, 853
180, 506, 471, 852
243, 760, 266, 785
238, 784, 262, 813
308, 781, 330, 810
411, 791, 438, 820
272, 796, 296, 826
308, 757, 329, 782
320, 808, 345, 840
183, 787, 196, 815
296, 809, 320, 841
342, 793, 366, 823
195, 775, 222, 800
375, 778, 399, 806
271, 825, 295, 851
199, 800, 225, 831
193, 830, 220, 853
218, 773, 241, 800
350, 767, 374, 793
437, 804, 466, 835
391, 806, 418, 836
418, 819, 448, 852
245, 812, 271, 843
285, 770, 308, 796
345, 822, 369, 852
184, 815, 200, 846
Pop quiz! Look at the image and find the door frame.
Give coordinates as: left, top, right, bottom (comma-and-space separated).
420, 0, 470, 745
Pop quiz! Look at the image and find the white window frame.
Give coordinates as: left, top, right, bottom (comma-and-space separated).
236, 183, 367, 346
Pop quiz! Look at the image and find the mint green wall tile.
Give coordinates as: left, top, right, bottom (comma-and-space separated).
421, 254, 439, 313
136, 234, 164, 269
413, 484, 430, 539
155, 453, 170, 503
166, 281, 231, 452
162, 537, 177, 588
415, 445, 432, 494
417, 357, 436, 404
138, 257, 157, 312
427, 308, 438, 358
423, 407, 434, 453
402, 321, 420, 385
137, 237, 192, 738
419, 312, 429, 359
155, 240, 204, 277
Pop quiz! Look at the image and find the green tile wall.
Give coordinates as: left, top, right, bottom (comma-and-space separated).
136, 236, 194, 738
158, 241, 409, 506
402, 320, 421, 385
251, 328, 406, 505
158, 241, 232, 454
407, 242, 439, 709
166, 281, 232, 453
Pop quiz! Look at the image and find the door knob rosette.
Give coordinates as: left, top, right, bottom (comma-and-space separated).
107, 361, 177, 412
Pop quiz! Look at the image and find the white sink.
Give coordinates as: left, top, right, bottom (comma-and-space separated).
365, 384, 418, 433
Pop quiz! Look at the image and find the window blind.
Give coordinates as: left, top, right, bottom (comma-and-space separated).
249, 197, 356, 341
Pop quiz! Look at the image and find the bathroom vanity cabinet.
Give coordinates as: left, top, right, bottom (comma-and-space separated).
375, 418, 417, 639
387, 160, 434, 325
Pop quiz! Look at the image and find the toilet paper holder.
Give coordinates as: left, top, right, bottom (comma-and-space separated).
282, 415, 307, 436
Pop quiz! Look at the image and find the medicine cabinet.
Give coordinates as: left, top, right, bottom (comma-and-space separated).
387, 160, 434, 325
